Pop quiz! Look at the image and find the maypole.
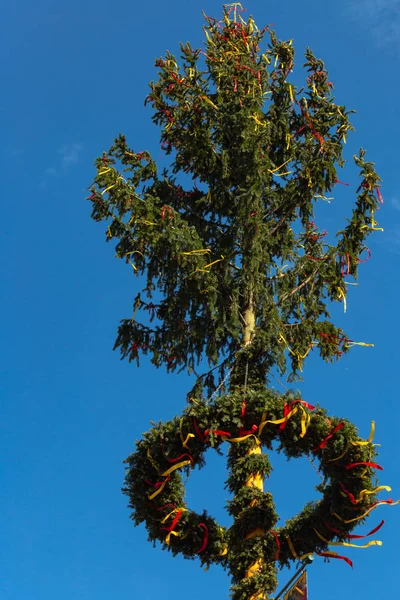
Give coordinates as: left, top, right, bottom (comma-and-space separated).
86, 4, 397, 599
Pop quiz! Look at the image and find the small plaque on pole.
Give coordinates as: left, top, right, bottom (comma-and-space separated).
283, 570, 308, 600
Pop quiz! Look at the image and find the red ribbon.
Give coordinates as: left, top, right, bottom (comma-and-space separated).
204, 430, 231, 437
339, 483, 357, 504
334, 179, 350, 186
280, 399, 315, 431
344, 461, 383, 471
270, 530, 281, 561
167, 453, 193, 464
156, 504, 176, 511
193, 417, 204, 443
161, 205, 173, 220
196, 523, 209, 553
313, 422, 344, 452
323, 520, 384, 539
376, 187, 384, 204
146, 475, 171, 489
161, 510, 184, 532
357, 247, 371, 263
317, 552, 353, 568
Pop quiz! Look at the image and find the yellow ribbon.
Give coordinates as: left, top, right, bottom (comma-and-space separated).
101, 184, 116, 195
268, 159, 292, 174
201, 95, 219, 110
286, 536, 298, 558
337, 287, 347, 313
351, 421, 375, 447
182, 249, 211, 256
125, 250, 144, 272
246, 473, 264, 489
299, 406, 310, 438
245, 444, 264, 490
361, 211, 384, 232
344, 341, 374, 348
327, 446, 349, 463
161, 507, 187, 524
246, 558, 263, 578
161, 460, 192, 477
148, 478, 169, 500
204, 29, 216, 47
98, 168, 111, 175
201, 256, 224, 270
289, 84, 294, 103
179, 419, 195, 449
313, 528, 382, 549
354, 486, 392, 502
165, 530, 179, 545
333, 500, 400, 524
224, 433, 260, 444
258, 407, 299, 436
245, 528, 266, 540
249, 114, 267, 130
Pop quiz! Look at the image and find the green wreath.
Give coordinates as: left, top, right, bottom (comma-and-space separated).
124, 388, 394, 599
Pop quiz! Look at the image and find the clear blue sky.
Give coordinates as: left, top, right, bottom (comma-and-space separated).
2, 1, 400, 599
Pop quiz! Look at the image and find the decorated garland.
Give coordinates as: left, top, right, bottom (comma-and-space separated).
124, 386, 397, 599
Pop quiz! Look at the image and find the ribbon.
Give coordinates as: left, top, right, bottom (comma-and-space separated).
258, 406, 299, 435
167, 453, 193, 464
161, 507, 186, 525
195, 256, 224, 273
101, 184, 116, 195
345, 340, 374, 348
337, 287, 347, 313
353, 486, 391, 503
196, 523, 209, 553
317, 551, 353, 568
339, 484, 390, 505
204, 429, 231, 438
313, 422, 345, 452
179, 418, 195, 449
193, 417, 205, 442
156, 503, 176, 512
225, 433, 260, 444
333, 499, 400, 524
165, 530, 179, 545
299, 406, 310, 438
161, 459, 192, 477
286, 536, 298, 558
246, 473, 264, 489
182, 249, 211, 256
201, 95, 219, 110
245, 528, 265, 540
313, 528, 382, 549
323, 520, 385, 539
327, 446, 349, 462
350, 421, 375, 446
148, 476, 170, 500
246, 558, 263, 578
344, 461, 383, 471
269, 530, 281, 560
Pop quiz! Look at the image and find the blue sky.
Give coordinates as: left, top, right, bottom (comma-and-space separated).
2, 1, 400, 599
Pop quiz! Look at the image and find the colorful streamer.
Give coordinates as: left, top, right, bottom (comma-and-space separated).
313, 528, 382, 549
